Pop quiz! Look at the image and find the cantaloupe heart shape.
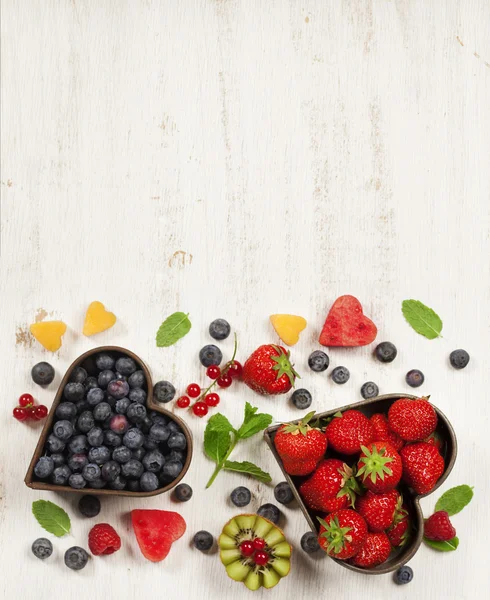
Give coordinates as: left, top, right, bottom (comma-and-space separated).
270, 314, 307, 346
319, 295, 377, 347
30, 321, 67, 352
83, 301, 117, 336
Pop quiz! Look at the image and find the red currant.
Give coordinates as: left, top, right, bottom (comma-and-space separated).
25, 406, 37, 420
253, 550, 269, 566
206, 365, 221, 380
176, 396, 190, 408
192, 402, 208, 417
240, 540, 254, 557
252, 538, 266, 550
33, 405, 48, 420
217, 374, 232, 388
227, 360, 243, 379
204, 393, 220, 407
13, 406, 28, 421
18, 393, 34, 407
187, 383, 201, 398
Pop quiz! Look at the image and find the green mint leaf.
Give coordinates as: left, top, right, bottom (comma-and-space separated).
401, 300, 443, 339
223, 460, 272, 483
236, 402, 273, 439
203, 413, 234, 463
32, 500, 71, 537
423, 536, 459, 552
435, 485, 474, 516
156, 312, 191, 347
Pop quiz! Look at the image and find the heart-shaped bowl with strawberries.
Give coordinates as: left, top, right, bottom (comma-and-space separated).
264, 394, 456, 574
25, 346, 192, 497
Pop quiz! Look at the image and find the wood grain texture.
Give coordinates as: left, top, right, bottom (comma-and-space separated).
1, 1, 489, 598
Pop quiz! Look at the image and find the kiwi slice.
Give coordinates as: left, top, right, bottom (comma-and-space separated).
219, 514, 292, 591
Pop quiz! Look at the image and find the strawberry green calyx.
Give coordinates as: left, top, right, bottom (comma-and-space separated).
357, 445, 394, 484
318, 516, 352, 555
336, 464, 361, 508
280, 411, 318, 436
270, 345, 299, 388
392, 495, 408, 525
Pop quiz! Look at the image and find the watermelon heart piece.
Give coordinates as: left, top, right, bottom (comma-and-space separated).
319, 295, 377, 347
131, 509, 186, 562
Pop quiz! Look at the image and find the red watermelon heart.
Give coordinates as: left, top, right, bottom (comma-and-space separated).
319, 295, 377, 347
131, 509, 186, 562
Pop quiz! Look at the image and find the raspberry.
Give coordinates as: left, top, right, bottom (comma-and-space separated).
88, 523, 121, 555
424, 511, 456, 542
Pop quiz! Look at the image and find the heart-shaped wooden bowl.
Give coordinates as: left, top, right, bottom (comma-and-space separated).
264, 393, 457, 574
25, 346, 193, 497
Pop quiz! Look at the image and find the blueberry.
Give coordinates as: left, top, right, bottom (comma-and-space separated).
449, 349, 470, 369
143, 436, 158, 450
112, 446, 132, 463
98, 369, 115, 389
84, 376, 98, 392
78, 495, 100, 517
89, 477, 107, 489
56, 402, 77, 420
32, 537, 53, 559
68, 434, 89, 454
142, 450, 165, 473
77, 411, 95, 433
68, 453, 89, 472
53, 419, 74, 441
174, 483, 193, 502
375, 341, 397, 363
121, 459, 144, 479
50, 453, 65, 467
46, 433, 66, 453
115, 397, 131, 414
126, 479, 141, 492
168, 449, 186, 463
153, 381, 176, 404
150, 412, 167, 425
128, 370, 146, 389
107, 379, 130, 400
34, 456, 54, 479
131, 447, 146, 461
101, 460, 121, 482
140, 471, 159, 492
123, 427, 145, 449
308, 350, 329, 372
331, 366, 350, 384
87, 387, 105, 407
95, 353, 116, 371
82, 463, 101, 482
394, 565, 413, 585
31, 362, 55, 386
87, 426, 104, 447
161, 460, 183, 481
128, 388, 147, 404
230, 486, 251, 507
93, 402, 112, 421
76, 399, 91, 414
114, 372, 128, 382
360, 381, 379, 399
64, 546, 89, 570
167, 421, 181, 434
199, 344, 223, 367
115, 356, 137, 376
291, 388, 312, 410
109, 475, 127, 490
127, 403, 147, 424
406, 369, 424, 388
51, 465, 72, 485
64, 382, 85, 402
88, 446, 111, 464
69, 473, 87, 489
300, 531, 320, 554
70, 366, 87, 384
274, 481, 294, 505
109, 414, 129, 434
257, 503, 281, 524
149, 423, 170, 442
193, 531, 214, 551
104, 430, 122, 447
139, 416, 153, 434
168, 432, 187, 450
209, 318, 230, 340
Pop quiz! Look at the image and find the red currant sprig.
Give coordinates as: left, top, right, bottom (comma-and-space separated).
13, 393, 48, 422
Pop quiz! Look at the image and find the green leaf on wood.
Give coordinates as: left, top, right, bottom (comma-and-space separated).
32, 500, 71, 537
203, 414, 234, 463
156, 312, 192, 347
402, 299, 443, 339
435, 485, 474, 516
223, 460, 272, 483
236, 402, 273, 439
423, 536, 459, 552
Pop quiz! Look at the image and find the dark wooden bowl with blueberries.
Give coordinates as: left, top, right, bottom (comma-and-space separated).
25, 346, 192, 497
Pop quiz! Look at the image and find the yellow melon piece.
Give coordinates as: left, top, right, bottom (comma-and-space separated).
83, 301, 117, 336
30, 321, 67, 352
270, 314, 307, 346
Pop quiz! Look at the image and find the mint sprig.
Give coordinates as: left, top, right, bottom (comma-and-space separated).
32, 500, 71, 537
435, 485, 474, 516
156, 312, 191, 347
402, 299, 443, 339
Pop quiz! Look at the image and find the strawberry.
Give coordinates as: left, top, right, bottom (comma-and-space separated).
424, 431, 443, 451
387, 500, 410, 547
317, 509, 368, 560
388, 397, 437, 441
357, 441, 402, 493
350, 532, 391, 568
299, 460, 360, 513
356, 490, 399, 532
326, 410, 374, 455
424, 511, 456, 542
242, 344, 298, 395
319, 295, 377, 347
88, 523, 121, 556
274, 411, 327, 475
370, 413, 404, 451
131, 509, 186, 562
400, 442, 445, 494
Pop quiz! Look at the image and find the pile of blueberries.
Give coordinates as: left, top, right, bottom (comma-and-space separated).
33, 352, 186, 492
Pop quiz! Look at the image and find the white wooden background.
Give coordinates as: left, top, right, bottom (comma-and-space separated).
1, 1, 490, 598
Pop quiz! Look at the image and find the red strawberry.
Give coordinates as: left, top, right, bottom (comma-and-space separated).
357, 441, 402, 493
424, 431, 443, 451
242, 344, 298, 395
400, 442, 445, 494
356, 490, 399, 532
131, 510, 186, 562
300, 460, 360, 513
319, 295, 377, 347
274, 411, 327, 475
424, 511, 456, 542
318, 509, 368, 560
350, 532, 391, 568
387, 500, 410, 547
326, 410, 374, 455
370, 413, 404, 451
388, 397, 437, 441
88, 523, 121, 556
